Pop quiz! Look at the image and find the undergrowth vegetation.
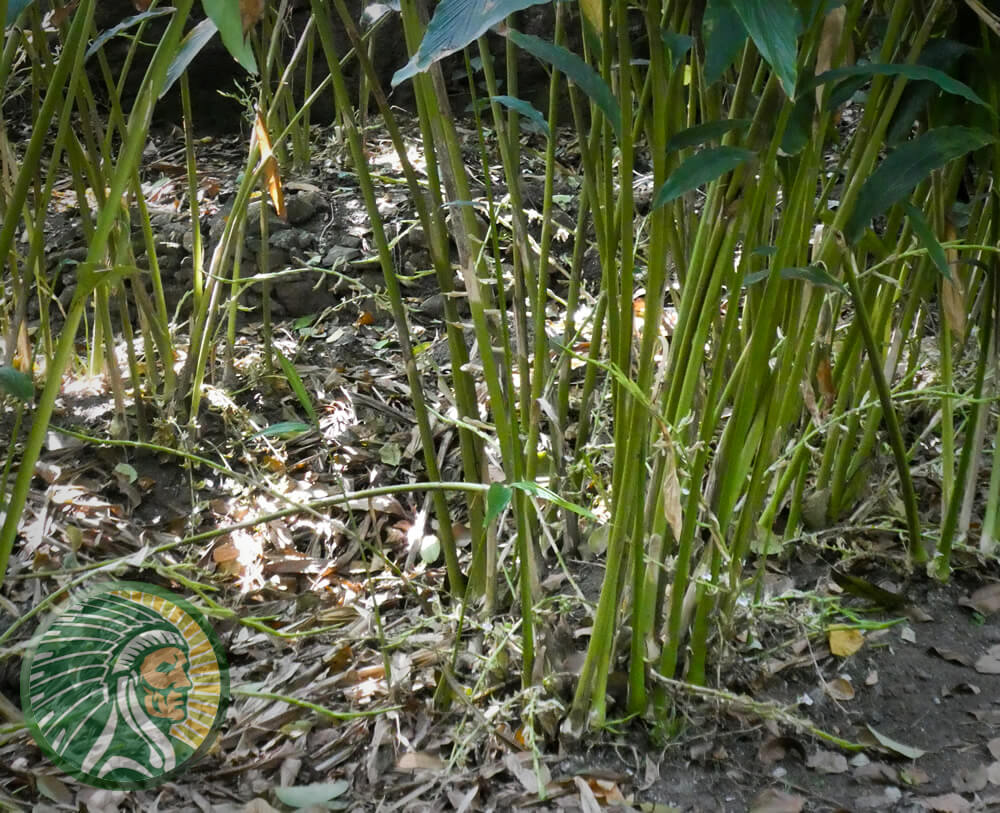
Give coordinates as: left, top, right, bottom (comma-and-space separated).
1, 0, 999, 744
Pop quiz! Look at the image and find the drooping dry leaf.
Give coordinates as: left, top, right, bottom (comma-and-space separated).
253, 109, 286, 221
814, 6, 847, 109
749, 787, 805, 813
661, 433, 683, 541
941, 222, 965, 339
828, 627, 864, 656
241, 0, 265, 33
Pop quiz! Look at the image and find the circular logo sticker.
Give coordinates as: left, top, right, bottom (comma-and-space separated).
21, 581, 228, 789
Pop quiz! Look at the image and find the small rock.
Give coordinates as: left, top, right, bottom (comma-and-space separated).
285, 190, 325, 225
245, 200, 289, 237
323, 245, 361, 267
270, 229, 313, 251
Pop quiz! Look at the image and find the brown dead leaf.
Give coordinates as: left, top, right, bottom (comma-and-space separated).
395, 751, 446, 773
901, 766, 930, 785
921, 792, 972, 812
855, 761, 898, 783
241, 0, 265, 33
975, 644, 1000, 675
828, 627, 864, 657
573, 776, 602, 813
806, 749, 849, 774
928, 646, 974, 667
749, 787, 804, 813
952, 764, 988, 793
757, 735, 805, 765
959, 583, 1000, 615
825, 677, 855, 701
253, 110, 286, 221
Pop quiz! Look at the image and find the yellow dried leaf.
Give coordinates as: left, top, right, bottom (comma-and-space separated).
253, 109, 286, 221
828, 627, 864, 657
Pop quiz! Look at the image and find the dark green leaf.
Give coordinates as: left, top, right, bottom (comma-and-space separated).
391, 0, 551, 87
250, 421, 312, 439
274, 349, 319, 426
730, 0, 803, 97
651, 146, 754, 209
742, 269, 771, 286
703, 0, 747, 85
484, 95, 550, 137
164, 18, 219, 98
667, 118, 751, 152
752, 244, 778, 256
5, 0, 33, 26
511, 480, 597, 519
486, 482, 513, 525
901, 201, 950, 279
780, 91, 815, 156
845, 126, 995, 244
507, 29, 622, 138
202, 0, 257, 74
886, 40, 971, 145
0, 366, 33, 402
807, 62, 991, 111
779, 265, 846, 292
662, 31, 694, 70
87, 8, 175, 60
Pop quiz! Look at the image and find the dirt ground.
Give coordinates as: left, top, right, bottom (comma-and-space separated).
2, 117, 1000, 813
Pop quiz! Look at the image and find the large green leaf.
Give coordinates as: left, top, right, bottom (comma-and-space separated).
507, 29, 622, 139
202, 0, 257, 75
845, 127, 995, 244
807, 62, 990, 111
482, 95, 550, 138
667, 119, 751, 152
703, 0, 747, 85
4, 0, 33, 26
652, 146, 754, 209
901, 201, 950, 280
162, 17, 219, 97
86, 7, 174, 60
730, 0, 803, 98
390, 0, 551, 87
0, 366, 33, 402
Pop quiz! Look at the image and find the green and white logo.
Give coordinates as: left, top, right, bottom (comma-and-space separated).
21, 581, 229, 790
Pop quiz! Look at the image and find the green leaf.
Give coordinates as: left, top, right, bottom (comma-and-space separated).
5, 0, 33, 26
651, 146, 754, 209
274, 781, 350, 808
845, 126, 995, 244
730, 0, 803, 97
807, 62, 991, 111
202, 0, 257, 75
486, 482, 513, 525
87, 8, 175, 60
391, 0, 550, 87
779, 92, 815, 156
483, 95, 550, 137
703, 0, 747, 85
511, 481, 597, 519
661, 31, 694, 70
507, 29, 622, 139
250, 421, 312, 439
779, 265, 846, 292
667, 118, 752, 152
0, 366, 33, 402
901, 201, 950, 279
163, 18, 222, 97
742, 269, 771, 286
864, 725, 926, 760
274, 349, 319, 427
